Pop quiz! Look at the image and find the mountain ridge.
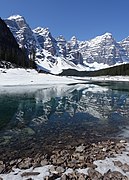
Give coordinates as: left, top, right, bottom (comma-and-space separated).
4, 15, 129, 74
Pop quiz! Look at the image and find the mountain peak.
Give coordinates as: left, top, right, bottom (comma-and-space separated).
95, 32, 113, 40
102, 32, 113, 39
8, 15, 24, 21
103, 32, 112, 36
33, 27, 50, 36
7, 14, 30, 30
70, 36, 77, 41
88, 32, 114, 46
56, 35, 66, 42
121, 36, 129, 42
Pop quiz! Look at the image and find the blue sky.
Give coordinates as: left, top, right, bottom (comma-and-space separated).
1, 0, 129, 41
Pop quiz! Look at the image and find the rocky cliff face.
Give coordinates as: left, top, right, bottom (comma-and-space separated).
5, 15, 36, 56
119, 37, 129, 57
34, 27, 57, 56
79, 33, 129, 66
4, 15, 129, 73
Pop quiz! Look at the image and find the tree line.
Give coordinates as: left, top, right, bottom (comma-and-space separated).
59, 63, 129, 77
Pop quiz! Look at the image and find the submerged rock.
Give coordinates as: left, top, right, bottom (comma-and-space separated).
22, 127, 35, 135
21, 171, 40, 177
113, 160, 123, 167
40, 159, 48, 166
0, 161, 5, 173
87, 168, 102, 179
56, 166, 65, 174
18, 157, 32, 169
75, 145, 85, 153
103, 170, 128, 180
122, 163, 129, 173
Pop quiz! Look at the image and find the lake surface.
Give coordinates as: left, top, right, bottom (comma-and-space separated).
0, 82, 129, 160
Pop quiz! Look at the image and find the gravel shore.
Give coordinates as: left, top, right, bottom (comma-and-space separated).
0, 139, 129, 179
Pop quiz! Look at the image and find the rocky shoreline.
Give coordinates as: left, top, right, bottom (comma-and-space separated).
0, 139, 129, 179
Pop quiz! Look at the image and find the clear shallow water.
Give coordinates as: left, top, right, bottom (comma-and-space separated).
0, 82, 129, 159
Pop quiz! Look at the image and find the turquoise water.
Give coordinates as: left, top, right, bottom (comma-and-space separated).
0, 82, 129, 159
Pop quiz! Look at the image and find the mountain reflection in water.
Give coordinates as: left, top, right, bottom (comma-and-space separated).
0, 82, 129, 158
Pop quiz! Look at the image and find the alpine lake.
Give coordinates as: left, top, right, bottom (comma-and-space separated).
0, 81, 129, 161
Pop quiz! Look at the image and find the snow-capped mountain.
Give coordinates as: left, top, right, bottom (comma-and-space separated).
4, 15, 129, 74
119, 36, 129, 57
79, 33, 129, 70
0, 17, 35, 69
5, 15, 36, 53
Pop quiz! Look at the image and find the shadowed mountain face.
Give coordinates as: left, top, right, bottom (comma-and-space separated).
4, 15, 129, 73
0, 17, 36, 68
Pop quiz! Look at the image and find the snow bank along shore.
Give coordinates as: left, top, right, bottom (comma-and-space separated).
74, 75, 129, 82
0, 68, 84, 86
0, 68, 129, 87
